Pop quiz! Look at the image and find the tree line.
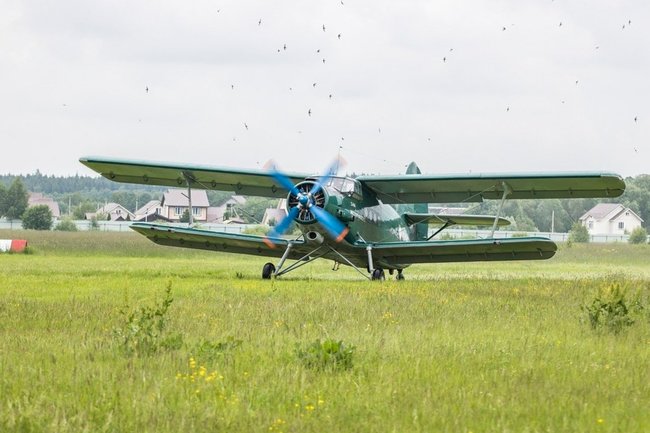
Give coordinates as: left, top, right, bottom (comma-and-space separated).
2, 173, 648, 230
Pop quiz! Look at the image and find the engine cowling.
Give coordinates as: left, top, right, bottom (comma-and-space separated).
287, 180, 327, 224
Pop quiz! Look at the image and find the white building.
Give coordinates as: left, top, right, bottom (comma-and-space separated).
579, 203, 643, 235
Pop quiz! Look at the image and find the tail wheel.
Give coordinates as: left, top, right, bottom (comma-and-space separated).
262, 262, 276, 279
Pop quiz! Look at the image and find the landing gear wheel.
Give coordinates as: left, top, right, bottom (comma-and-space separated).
396, 270, 405, 281
371, 268, 385, 281
262, 262, 276, 279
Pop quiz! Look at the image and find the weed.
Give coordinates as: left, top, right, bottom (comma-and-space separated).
112, 282, 183, 356
296, 338, 355, 371
583, 283, 642, 334
194, 336, 243, 361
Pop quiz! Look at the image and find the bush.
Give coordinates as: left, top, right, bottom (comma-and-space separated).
113, 282, 183, 356
296, 339, 355, 371
628, 227, 648, 244
22, 205, 53, 230
55, 218, 78, 231
568, 222, 589, 243
583, 283, 642, 334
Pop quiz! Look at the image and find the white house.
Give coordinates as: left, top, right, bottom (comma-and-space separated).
86, 203, 135, 221
579, 203, 643, 235
262, 199, 288, 226
206, 195, 247, 223
160, 189, 210, 222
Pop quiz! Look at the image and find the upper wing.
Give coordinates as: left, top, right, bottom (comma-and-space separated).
369, 237, 557, 267
129, 222, 311, 259
357, 172, 625, 204
79, 156, 310, 198
403, 213, 510, 227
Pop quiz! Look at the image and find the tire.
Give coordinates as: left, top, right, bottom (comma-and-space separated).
371, 268, 385, 281
396, 271, 405, 281
262, 262, 276, 279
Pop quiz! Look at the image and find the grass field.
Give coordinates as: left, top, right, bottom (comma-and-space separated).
1, 229, 649, 433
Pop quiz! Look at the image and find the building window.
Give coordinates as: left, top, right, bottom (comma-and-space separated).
175, 207, 184, 216
192, 207, 200, 216
588, 221, 593, 229
618, 221, 625, 230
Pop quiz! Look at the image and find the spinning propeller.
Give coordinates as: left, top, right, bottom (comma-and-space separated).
263, 158, 349, 248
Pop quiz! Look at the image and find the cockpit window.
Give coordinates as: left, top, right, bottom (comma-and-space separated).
327, 177, 362, 198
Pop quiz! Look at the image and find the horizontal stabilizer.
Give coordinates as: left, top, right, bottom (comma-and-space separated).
403, 213, 510, 227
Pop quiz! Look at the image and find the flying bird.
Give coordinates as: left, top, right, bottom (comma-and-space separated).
502, 26, 507, 31
244, 123, 248, 130
258, 19, 262, 26
308, 109, 312, 116
283, 44, 287, 50
322, 24, 326, 32
338, 33, 341, 39
231, 84, 234, 90
506, 106, 510, 112
443, 57, 446, 62
634, 116, 638, 122
313, 82, 317, 87
145, 86, 149, 93
329, 94, 332, 99
323, 58, 326, 63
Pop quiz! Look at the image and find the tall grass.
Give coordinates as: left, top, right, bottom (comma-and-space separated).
1, 230, 649, 432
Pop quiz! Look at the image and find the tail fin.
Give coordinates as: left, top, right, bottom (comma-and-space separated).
402, 162, 428, 241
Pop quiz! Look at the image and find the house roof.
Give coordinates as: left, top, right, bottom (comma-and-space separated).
580, 203, 643, 222
28, 192, 61, 218
162, 189, 210, 207
135, 200, 161, 216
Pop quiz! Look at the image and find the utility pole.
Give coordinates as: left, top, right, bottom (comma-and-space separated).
551, 210, 555, 233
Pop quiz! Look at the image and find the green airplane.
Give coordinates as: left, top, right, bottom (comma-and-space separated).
79, 156, 625, 280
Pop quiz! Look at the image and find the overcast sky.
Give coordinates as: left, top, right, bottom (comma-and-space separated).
1, 0, 648, 178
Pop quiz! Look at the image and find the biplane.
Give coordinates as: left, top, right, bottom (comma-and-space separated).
79, 156, 625, 280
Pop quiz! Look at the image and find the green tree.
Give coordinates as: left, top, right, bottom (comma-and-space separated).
628, 227, 648, 244
568, 222, 590, 243
0, 183, 6, 217
22, 205, 53, 230
55, 217, 78, 231
73, 201, 98, 219
180, 209, 191, 223
4, 178, 29, 219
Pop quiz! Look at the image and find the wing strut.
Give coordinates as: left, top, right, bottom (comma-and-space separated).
489, 182, 511, 238
182, 171, 195, 227
427, 220, 454, 240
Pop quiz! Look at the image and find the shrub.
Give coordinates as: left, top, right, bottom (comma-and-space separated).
113, 282, 183, 356
568, 222, 589, 243
55, 218, 78, 232
296, 338, 355, 371
583, 283, 642, 334
628, 227, 648, 244
22, 205, 53, 230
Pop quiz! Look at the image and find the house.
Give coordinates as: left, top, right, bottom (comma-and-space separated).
85, 203, 135, 221
579, 203, 643, 235
206, 196, 247, 223
28, 192, 61, 219
134, 200, 172, 222
160, 189, 210, 222
262, 199, 288, 226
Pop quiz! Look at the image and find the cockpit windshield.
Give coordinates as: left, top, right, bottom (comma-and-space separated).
326, 176, 362, 199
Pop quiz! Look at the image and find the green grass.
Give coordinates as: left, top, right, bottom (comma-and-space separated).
1, 230, 649, 432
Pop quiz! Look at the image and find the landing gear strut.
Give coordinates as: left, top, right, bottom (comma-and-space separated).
396, 269, 405, 281
262, 262, 276, 279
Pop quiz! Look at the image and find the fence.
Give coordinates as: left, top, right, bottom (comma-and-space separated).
0, 219, 634, 243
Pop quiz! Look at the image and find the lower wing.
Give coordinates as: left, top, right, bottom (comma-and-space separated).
368, 237, 557, 268
129, 222, 308, 259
